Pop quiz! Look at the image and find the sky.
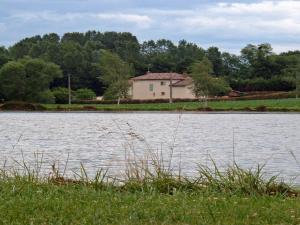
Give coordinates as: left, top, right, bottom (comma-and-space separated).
1, 0, 300, 53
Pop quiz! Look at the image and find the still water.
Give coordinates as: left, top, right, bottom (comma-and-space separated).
0, 112, 299, 183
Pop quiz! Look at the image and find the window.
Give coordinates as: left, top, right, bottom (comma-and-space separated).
161, 92, 165, 96
161, 81, 166, 86
149, 84, 154, 92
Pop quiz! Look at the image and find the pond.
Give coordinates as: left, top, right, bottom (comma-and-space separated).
0, 112, 300, 183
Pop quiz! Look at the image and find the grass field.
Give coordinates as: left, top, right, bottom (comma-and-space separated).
0, 180, 299, 225
43, 98, 300, 112
0, 161, 299, 225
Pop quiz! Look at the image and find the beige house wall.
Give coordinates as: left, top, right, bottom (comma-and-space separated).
172, 85, 196, 99
131, 80, 196, 100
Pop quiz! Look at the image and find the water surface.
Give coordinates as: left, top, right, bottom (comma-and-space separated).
0, 112, 299, 183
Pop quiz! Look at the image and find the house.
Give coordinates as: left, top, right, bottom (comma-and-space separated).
129, 72, 196, 100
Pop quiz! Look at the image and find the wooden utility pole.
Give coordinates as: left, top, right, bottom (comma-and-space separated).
68, 73, 71, 105
169, 74, 173, 103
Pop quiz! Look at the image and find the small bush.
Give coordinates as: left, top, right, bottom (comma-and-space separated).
75, 88, 96, 100
210, 78, 232, 96
52, 87, 70, 104
37, 90, 55, 104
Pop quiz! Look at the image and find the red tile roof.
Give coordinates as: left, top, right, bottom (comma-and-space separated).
171, 77, 193, 87
132, 72, 186, 81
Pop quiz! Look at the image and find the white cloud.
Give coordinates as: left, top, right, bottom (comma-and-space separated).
94, 13, 152, 28
10, 11, 152, 28
3, 1, 300, 52
213, 1, 300, 16
153, 1, 300, 37
272, 43, 300, 53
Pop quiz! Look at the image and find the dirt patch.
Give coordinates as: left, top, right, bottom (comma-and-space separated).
0, 102, 46, 111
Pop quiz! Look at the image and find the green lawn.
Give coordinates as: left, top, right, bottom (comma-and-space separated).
0, 180, 299, 225
1, 161, 299, 224
0, 158, 299, 224
43, 98, 300, 112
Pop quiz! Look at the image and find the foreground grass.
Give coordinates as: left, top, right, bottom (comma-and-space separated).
43, 98, 300, 112
0, 162, 299, 225
0, 180, 299, 225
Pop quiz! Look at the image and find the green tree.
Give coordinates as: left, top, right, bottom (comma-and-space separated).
141, 39, 177, 73
0, 61, 26, 101
206, 47, 224, 76
297, 68, 300, 99
190, 57, 214, 106
9, 35, 42, 59
0, 58, 62, 102
60, 41, 86, 91
240, 43, 274, 79
175, 40, 205, 73
99, 51, 133, 104
281, 56, 300, 98
222, 52, 241, 78
0, 46, 10, 68
62, 32, 86, 46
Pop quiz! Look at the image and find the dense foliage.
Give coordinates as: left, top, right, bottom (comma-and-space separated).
0, 57, 62, 102
0, 31, 300, 102
51, 87, 70, 104
75, 88, 96, 100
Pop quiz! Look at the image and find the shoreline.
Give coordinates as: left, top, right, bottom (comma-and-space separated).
1, 110, 300, 114
1, 98, 300, 113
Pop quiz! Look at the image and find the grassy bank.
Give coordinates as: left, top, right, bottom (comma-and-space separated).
0, 162, 299, 224
1, 180, 299, 225
42, 98, 300, 112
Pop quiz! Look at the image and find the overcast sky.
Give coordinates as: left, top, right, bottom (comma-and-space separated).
1, 0, 300, 53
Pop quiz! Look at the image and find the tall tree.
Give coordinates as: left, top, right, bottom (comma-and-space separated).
9, 35, 42, 59
190, 57, 214, 106
206, 47, 224, 76
240, 43, 274, 79
99, 51, 133, 104
0, 58, 62, 102
0, 46, 10, 68
280, 55, 300, 98
60, 41, 85, 90
175, 40, 205, 73
0, 61, 26, 101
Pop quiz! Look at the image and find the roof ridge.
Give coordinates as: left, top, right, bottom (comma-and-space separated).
132, 72, 186, 81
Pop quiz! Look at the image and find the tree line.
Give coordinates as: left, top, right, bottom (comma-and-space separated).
0, 31, 300, 103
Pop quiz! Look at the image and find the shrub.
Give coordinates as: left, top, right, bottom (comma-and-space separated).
230, 77, 296, 92
210, 78, 231, 96
75, 88, 96, 100
0, 101, 46, 111
102, 87, 118, 100
37, 90, 55, 104
52, 87, 70, 104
